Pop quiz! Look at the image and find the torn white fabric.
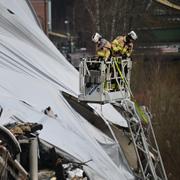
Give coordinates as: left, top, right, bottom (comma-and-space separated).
89, 103, 128, 127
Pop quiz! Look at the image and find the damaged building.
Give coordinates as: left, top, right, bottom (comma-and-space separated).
0, 1, 168, 180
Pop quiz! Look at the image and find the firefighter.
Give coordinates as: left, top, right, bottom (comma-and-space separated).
111, 31, 138, 58
92, 33, 112, 61
111, 31, 137, 90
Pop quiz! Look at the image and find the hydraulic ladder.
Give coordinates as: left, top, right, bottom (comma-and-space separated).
116, 99, 168, 180
78, 56, 168, 180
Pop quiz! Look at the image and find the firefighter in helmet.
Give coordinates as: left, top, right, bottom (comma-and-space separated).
111, 31, 138, 58
111, 31, 137, 90
92, 33, 112, 61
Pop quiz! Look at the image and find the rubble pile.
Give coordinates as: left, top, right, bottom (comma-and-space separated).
0, 122, 89, 180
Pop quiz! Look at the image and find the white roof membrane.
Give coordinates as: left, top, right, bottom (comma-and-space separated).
0, 0, 133, 179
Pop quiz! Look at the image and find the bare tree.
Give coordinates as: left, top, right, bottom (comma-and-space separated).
73, 0, 151, 49
110, 0, 119, 39
95, 0, 100, 32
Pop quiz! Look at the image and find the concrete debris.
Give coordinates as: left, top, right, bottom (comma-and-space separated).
5, 122, 43, 138
38, 146, 89, 180
62, 163, 88, 180
38, 169, 55, 179
1, 120, 90, 180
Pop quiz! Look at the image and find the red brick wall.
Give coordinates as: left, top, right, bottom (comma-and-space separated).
30, 0, 48, 33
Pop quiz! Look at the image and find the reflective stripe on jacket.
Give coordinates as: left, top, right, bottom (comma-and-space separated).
96, 38, 111, 60
112, 36, 133, 57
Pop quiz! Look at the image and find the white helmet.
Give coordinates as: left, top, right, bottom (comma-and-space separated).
128, 31, 138, 40
92, 33, 102, 43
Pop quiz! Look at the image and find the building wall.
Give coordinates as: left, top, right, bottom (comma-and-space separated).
30, 0, 48, 33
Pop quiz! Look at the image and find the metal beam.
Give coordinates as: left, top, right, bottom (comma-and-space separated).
155, 0, 180, 10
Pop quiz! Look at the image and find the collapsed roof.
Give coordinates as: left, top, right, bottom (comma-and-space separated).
0, 0, 134, 179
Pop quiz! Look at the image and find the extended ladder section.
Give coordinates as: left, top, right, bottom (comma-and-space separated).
78, 57, 132, 103
118, 99, 168, 180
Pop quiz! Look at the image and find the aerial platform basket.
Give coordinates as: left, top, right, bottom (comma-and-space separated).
78, 57, 132, 103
